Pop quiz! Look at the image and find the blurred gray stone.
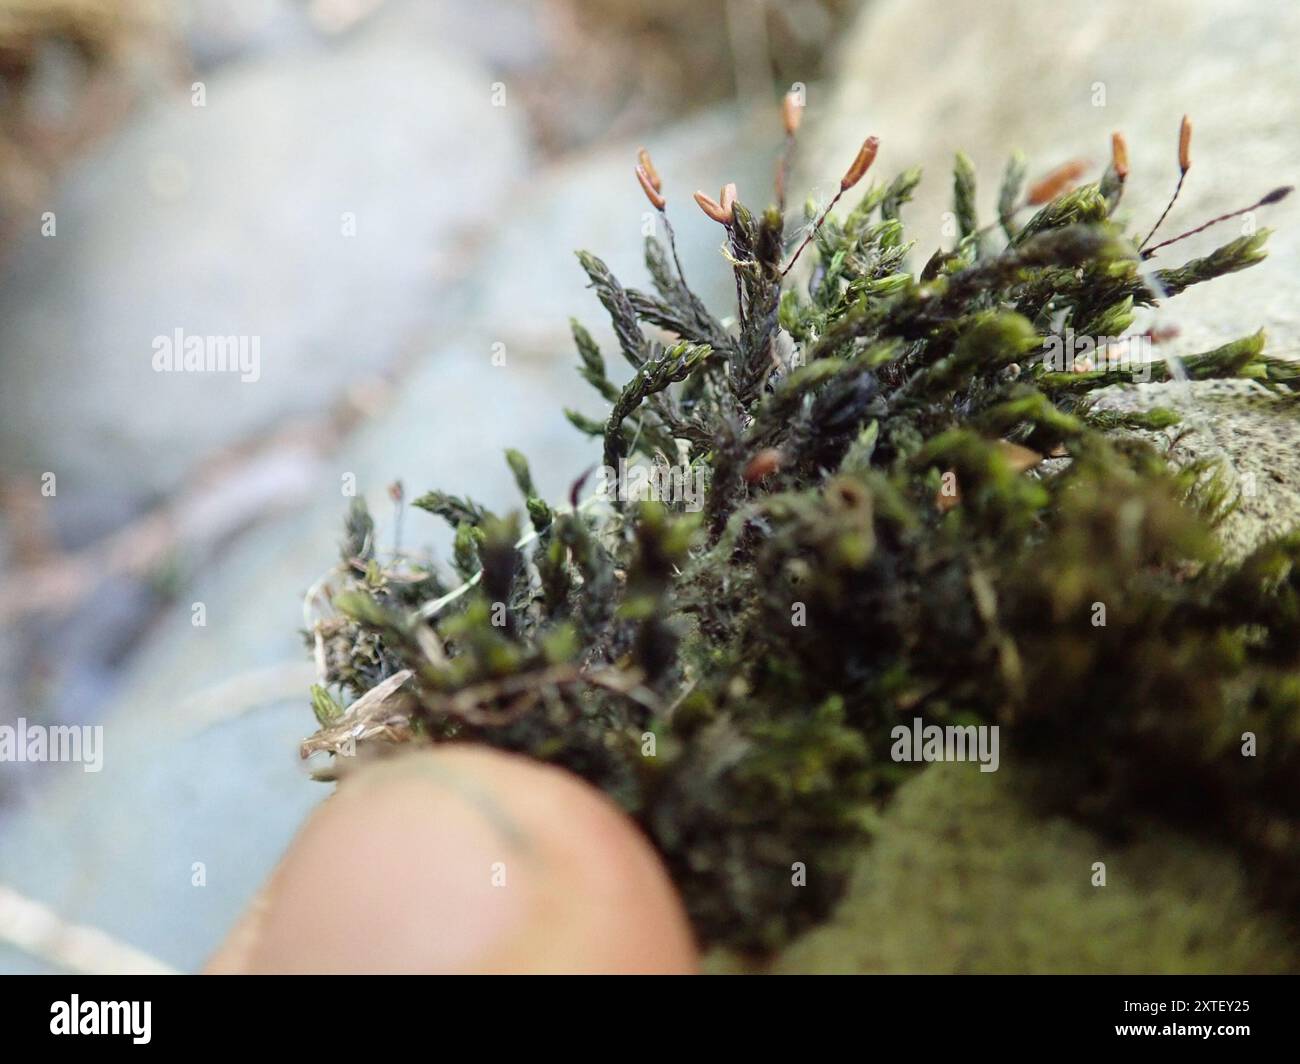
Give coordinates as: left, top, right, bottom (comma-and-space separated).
0, 12, 528, 513
0, 699, 318, 973
0, 101, 777, 972
0, 521, 17, 736
176, 0, 542, 72
176, 0, 312, 67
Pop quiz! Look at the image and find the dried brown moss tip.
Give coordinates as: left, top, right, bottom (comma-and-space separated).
637, 147, 662, 192
782, 133, 881, 276
636, 163, 665, 210
719, 182, 737, 217
1111, 132, 1129, 181
1178, 113, 1193, 173
743, 447, 784, 483
696, 183, 738, 227
694, 188, 733, 225
1026, 159, 1089, 204
1141, 114, 1198, 252
840, 135, 879, 191
782, 91, 802, 136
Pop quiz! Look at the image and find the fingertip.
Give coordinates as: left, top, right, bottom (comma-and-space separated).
207, 746, 697, 974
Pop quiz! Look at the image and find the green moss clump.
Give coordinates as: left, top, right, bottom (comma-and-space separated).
301, 126, 1300, 958
768, 766, 1296, 974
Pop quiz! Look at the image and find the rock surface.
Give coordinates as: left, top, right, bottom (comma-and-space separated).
0, 8, 527, 518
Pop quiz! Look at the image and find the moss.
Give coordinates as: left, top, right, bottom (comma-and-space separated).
298, 118, 1300, 959
767, 767, 1295, 974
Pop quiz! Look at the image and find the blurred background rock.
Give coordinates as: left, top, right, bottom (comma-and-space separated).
0, 0, 851, 972
2, 0, 1297, 974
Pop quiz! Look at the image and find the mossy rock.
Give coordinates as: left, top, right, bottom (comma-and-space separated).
753, 766, 1295, 973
